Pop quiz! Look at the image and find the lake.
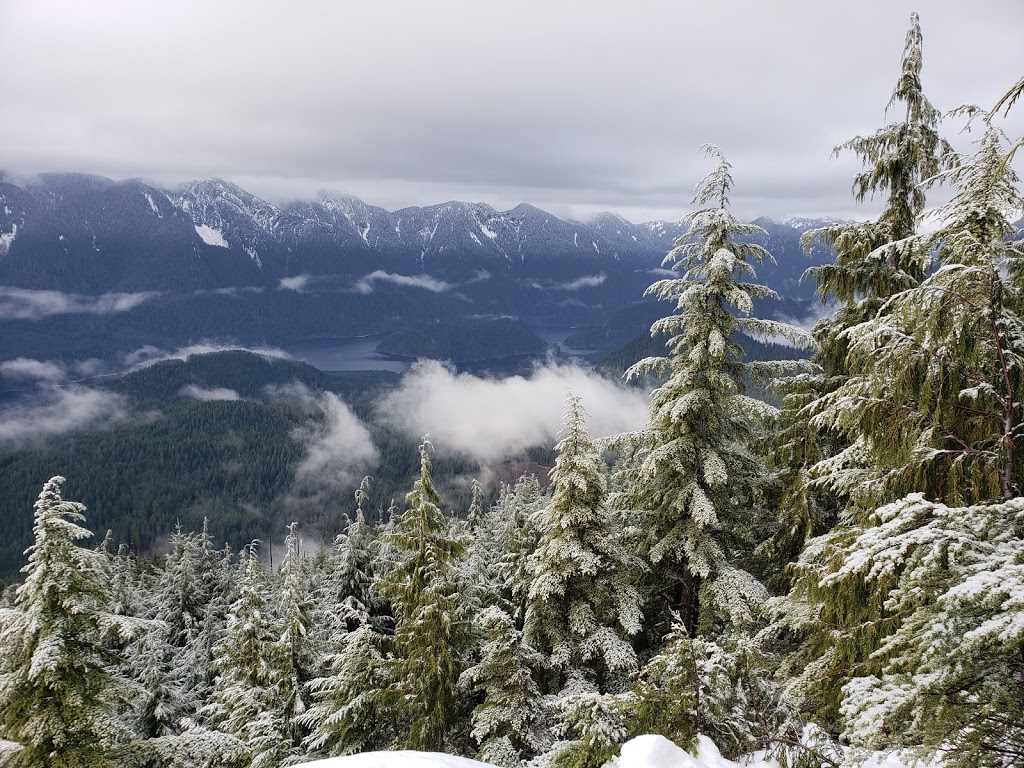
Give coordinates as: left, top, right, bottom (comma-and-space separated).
283, 334, 409, 373
283, 328, 592, 373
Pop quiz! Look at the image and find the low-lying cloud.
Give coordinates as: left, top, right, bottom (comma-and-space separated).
179, 384, 242, 401
0, 286, 159, 320
0, 386, 130, 445
123, 343, 292, 370
527, 273, 607, 291
377, 360, 649, 463
0, 357, 67, 382
354, 271, 452, 294
267, 383, 379, 496
279, 274, 312, 291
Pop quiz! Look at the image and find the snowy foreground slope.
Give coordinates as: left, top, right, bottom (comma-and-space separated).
299, 734, 917, 768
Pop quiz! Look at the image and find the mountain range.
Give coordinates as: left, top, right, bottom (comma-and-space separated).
0, 173, 845, 364
0, 173, 837, 299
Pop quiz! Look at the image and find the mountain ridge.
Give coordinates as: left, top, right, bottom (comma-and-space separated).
0, 172, 840, 300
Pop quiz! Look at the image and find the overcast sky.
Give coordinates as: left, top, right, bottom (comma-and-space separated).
2, 0, 1021, 223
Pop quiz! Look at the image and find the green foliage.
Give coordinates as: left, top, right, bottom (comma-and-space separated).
524, 395, 642, 691
611, 146, 807, 635
460, 606, 549, 766
375, 440, 472, 752
0, 477, 130, 767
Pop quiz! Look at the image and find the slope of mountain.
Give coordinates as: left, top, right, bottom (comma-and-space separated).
0, 174, 841, 363
0, 174, 838, 298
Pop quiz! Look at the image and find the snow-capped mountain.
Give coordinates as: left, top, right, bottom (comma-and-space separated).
0, 173, 836, 300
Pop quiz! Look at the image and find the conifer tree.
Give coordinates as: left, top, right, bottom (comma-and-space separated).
375, 439, 471, 752
785, 120, 1024, 742
778, 13, 957, 532
809, 494, 1024, 768
276, 523, 315, 754
461, 606, 550, 766
200, 542, 289, 768
493, 475, 544, 625
611, 146, 805, 635
300, 622, 390, 756
0, 477, 130, 768
524, 394, 642, 691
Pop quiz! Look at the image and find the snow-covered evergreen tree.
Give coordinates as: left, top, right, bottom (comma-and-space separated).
632, 618, 793, 760
199, 542, 288, 768
0, 477, 131, 767
461, 606, 550, 766
524, 394, 642, 691
301, 621, 390, 757
492, 475, 545, 625
276, 523, 315, 754
467, 478, 486, 532
611, 146, 805, 635
785, 121, 1024, 756
767, 14, 957, 577
375, 439, 472, 752
802, 494, 1024, 768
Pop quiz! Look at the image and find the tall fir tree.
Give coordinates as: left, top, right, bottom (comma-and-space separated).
784, 120, 1024, 745
610, 146, 806, 635
460, 606, 550, 766
776, 12, 958, 538
199, 542, 289, 768
276, 523, 316, 755
0, 477, 131, 768
524, 394, 642, 692
375, 439, 471, 752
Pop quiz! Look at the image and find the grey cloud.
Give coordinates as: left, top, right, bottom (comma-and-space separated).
2, 1, 1020, 225
377, 360, 650, 463
0, 386, 130, 446
266, 383, 380, 496
179, 385, 242, 401
0, 357, 67, 382
0, 286, 159, 320
354, 271, 452, 294
123, 343, 291, 370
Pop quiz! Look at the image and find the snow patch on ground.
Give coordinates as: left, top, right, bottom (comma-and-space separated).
300, 750, 493, 767
194, 224, 229, 247
0, 223, 17, 254
297, 735, 937, 768
143, 192, 162, 217
479, 222, 498, 239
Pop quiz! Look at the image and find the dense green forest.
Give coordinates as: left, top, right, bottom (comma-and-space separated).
0, 353, 507, 581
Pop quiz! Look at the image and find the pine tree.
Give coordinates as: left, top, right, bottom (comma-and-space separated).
375, 439, 471, 752
611, 146, 805, 635
494, 475, 545, 625
199, 542, 287, 768
784, 120, 1024, 747
460, 606, 550, 766
812, 494, 1024, 768
631, 618, 793, 760
300, 622, 390, 757
0, 477, 131, 768
276, 523, 315, 754
790, 12, 958, 509
524, 394, 642, 691
766, 14, 958, 578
